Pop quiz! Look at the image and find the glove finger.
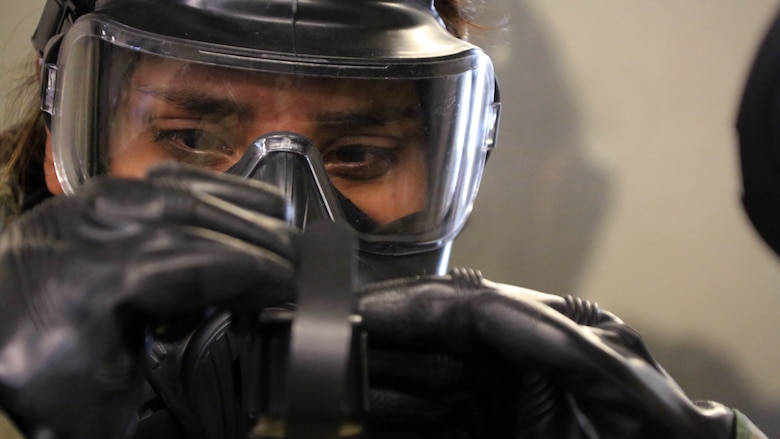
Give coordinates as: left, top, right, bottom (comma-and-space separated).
146, 162, 287, 220
369, 350, 467, 390
118, 227, 295, 317
355, 277, 473, 352
357, 276, 669, 401
368, 349, 516, 391
78, 177, 299, 262
355, 276, 690, 434
469, 293, 717, 434
364, 387, 463, 423
364, 387, 520, 439
471, 293, 662, 386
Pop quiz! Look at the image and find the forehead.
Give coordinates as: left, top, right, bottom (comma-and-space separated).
127, 55, 419, 104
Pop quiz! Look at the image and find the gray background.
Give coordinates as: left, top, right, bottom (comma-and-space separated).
1, 1, 779, 436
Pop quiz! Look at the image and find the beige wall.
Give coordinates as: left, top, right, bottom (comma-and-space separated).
0, 3, 41, 124
455, 1, 780, 434
2, 1, 779, 436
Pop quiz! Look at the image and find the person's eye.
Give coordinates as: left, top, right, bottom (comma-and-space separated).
155, 129, 232, 153
321, 143, 401, 181
154, 128, 235, 167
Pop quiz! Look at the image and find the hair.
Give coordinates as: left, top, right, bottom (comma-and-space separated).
435, 0, 476, 39
0, 59, 47, 217
0, 0, 476, 218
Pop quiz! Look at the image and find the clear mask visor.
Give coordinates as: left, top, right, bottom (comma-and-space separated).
48, 16, 500, 254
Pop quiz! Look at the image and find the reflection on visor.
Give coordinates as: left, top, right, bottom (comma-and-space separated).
107, 56, 429, 228
227, 133, 441, 240
108, 56, 428, 223
50, 17, 499, 252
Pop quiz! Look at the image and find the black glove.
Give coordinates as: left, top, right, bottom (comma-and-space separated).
0, 163, 299, 439
356, 268, 736, 439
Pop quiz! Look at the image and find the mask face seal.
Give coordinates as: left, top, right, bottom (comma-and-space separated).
45, 10, 500, 264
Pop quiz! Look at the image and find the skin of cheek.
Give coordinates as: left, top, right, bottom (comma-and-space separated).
109, 124, 155, 178
347, 184, 424, 223
108, 93, 178, 178
337, 151, 428, 224
44, 121, 155, 195
44, 130, 65, 195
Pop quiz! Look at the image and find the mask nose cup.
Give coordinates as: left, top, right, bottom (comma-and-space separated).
255, 152, 330, 229
226, 132, 347, 231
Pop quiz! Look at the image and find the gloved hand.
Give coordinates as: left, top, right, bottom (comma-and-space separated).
356, 268, 736, 439
0, 163, 299, 439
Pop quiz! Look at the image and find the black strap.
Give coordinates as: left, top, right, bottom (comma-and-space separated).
31, 0, 95, 54
285, 221, 357, 439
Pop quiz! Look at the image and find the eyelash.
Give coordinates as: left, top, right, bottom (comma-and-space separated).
153, 128, 236, 168
321, 143, 403, 181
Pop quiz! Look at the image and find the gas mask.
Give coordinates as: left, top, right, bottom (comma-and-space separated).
36, 0, 501, 282
30, 2, 502, 435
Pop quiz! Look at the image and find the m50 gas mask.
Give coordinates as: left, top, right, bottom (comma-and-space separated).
36, 0, 501, 281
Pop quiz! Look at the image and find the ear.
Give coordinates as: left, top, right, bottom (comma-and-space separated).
44, 127, 64, 195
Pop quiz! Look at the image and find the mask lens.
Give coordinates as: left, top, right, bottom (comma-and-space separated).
50, 16, 498, 252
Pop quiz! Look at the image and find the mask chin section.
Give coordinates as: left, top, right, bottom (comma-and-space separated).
356, 242, 452, 284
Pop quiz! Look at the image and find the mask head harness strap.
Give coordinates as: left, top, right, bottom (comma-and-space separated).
32, 0, 95, 55
32, 0, 96, 127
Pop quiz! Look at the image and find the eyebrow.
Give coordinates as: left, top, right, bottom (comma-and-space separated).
133, 85, 422, 127
315, 105, 423, 129
135, 86, 250, 119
